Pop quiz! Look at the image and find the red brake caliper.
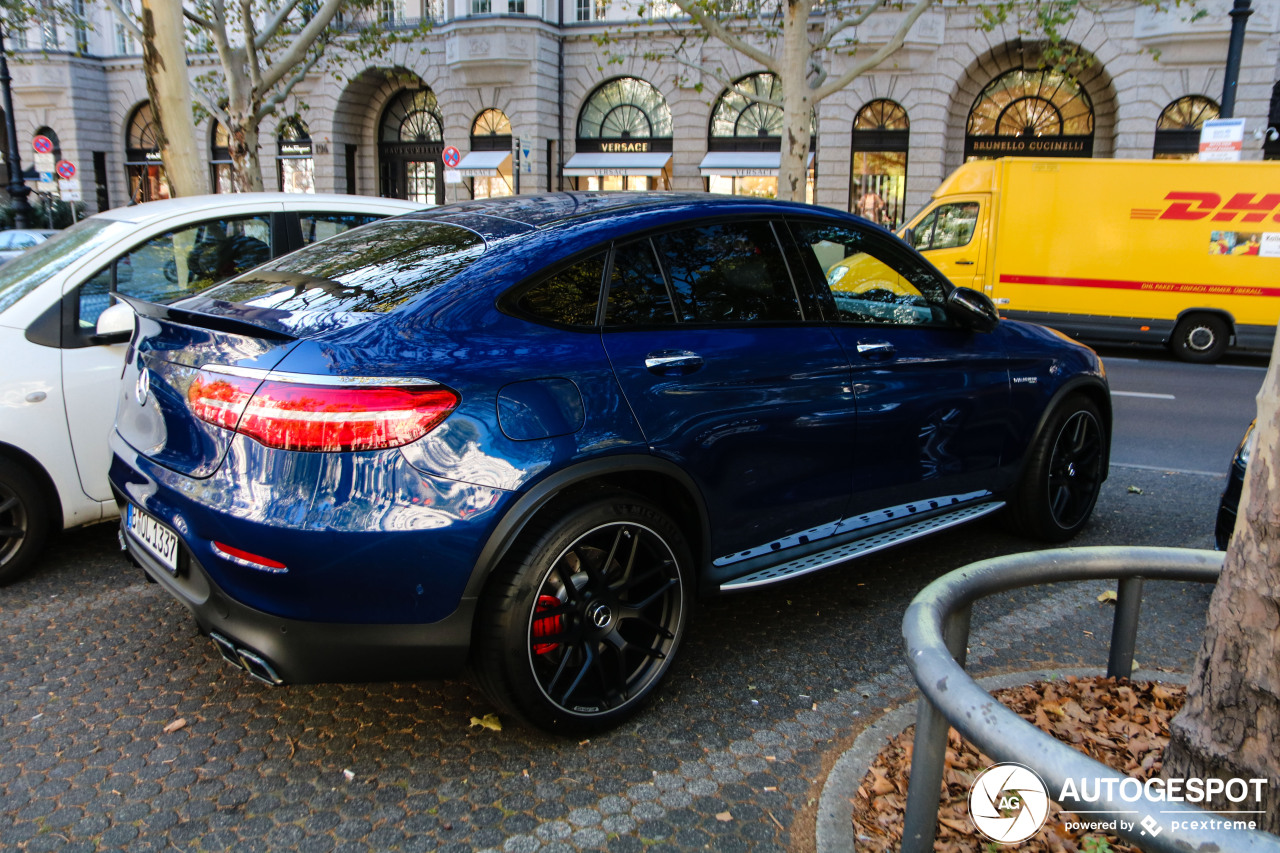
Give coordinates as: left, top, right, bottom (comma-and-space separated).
532, 594, 563, 655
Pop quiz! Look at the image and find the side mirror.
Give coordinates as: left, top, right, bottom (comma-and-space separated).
91, 300, 135, 345
946, 286, 1000, 333
901, 226, 915, 247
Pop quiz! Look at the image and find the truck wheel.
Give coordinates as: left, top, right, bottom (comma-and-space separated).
0, 459, 53, 585
1009, 396, 1106, 543
1171, 314, 1229, 363
475, 491, 691, 734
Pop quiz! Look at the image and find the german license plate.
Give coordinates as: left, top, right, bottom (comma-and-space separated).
125, 503, 180, 576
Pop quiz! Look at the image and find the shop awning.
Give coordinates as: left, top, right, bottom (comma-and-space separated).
562, 153, 672, 177
698, 152, 814, 177
456, 150, 512, 178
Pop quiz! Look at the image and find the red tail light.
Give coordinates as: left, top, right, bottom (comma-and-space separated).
189, 369, 458, 452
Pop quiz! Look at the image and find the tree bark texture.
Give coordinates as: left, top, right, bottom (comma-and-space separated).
1163, 323, 1280, 833
141, 0, 207, 197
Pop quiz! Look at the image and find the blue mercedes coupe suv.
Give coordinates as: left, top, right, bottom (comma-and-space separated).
110, 193, 1110, 732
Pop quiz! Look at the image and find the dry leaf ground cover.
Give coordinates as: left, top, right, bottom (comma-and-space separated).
851, 675, 1185, 852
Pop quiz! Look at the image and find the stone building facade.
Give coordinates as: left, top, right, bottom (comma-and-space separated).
5, 0, 1278, 220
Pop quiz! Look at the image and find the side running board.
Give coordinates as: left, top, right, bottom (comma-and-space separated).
719, 501, 1005, 591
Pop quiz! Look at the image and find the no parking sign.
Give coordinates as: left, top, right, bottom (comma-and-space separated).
56, 160, 76, 180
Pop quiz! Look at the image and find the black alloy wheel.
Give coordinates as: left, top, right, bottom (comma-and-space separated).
1009, 396, 1106, 542
476, 492, 690, 732
1045, 408, 1105, 531
527, 520, 683, 713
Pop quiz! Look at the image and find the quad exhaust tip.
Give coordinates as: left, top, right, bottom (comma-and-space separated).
209, 632, 284, 686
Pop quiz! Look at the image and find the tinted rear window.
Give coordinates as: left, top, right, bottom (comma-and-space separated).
201, 220, 484, 315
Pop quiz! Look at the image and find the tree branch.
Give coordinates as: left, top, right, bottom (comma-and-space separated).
183, 7, 216, 31
668, 0, 779, 73
240, 0, 262, 93
257, 48, 324, 121
815, 0, 893, 52
812, 0, 933, 100
254, 0, 304, 48
258, 0, 346, 93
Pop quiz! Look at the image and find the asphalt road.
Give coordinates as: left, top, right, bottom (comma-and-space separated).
0, 352, 1244, 853
1100, 346, 1267, 475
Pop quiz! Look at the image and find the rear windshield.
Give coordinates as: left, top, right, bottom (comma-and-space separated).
200, 220, 485, 315
0, 219, 127, 313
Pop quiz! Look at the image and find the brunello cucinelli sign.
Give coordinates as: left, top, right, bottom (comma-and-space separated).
965, 135, 1094, 159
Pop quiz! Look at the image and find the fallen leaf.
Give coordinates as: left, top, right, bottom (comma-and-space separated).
469, 713, 502, 732
716, 811, 733, 822
162, 718, 187, 734
1097, 590, 1118, 604
1127, 485, 1143, 494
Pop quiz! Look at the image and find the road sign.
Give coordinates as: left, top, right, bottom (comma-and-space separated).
34, 153, 55, 172
38, 171, 54, 184
32, 135, 53, 154
444, 169, 462, 184
442, 146, 461, 168
59, 178, 81, 193
56, 160, 76, 179
1199, 118, 1246, 162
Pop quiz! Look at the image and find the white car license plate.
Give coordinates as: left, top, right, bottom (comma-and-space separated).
126, 503, 180, 576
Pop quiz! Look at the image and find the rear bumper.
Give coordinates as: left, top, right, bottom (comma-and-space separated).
119, 513, 476, 683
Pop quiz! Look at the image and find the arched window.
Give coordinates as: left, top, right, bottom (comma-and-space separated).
378, 88, 444, 203
277, 117, 314, 194
568, 77, 672, 191
210, 121, 233, 193
850, 100, 908, 228
1153, 96, 1219, 160
702, 73, 815, 202
467, 109, 513, 199
125, 102, 168, 203
966, 68, 1094, 159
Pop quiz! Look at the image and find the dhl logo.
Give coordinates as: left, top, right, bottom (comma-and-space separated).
1131, 192, 1280, 223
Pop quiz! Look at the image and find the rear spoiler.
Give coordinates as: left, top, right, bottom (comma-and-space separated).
115, 293, 297, 342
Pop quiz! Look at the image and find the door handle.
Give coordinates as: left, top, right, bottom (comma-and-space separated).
955, 260, 975, 266
644, 350, 704, 375
856, 341, 896, 360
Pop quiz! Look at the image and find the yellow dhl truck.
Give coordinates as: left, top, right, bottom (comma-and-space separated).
902, 157, 1280, 362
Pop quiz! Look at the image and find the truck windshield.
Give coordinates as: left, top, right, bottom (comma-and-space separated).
0, 219, 129, 313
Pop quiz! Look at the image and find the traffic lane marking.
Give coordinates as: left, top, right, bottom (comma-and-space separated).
1112, 391, 1176, 399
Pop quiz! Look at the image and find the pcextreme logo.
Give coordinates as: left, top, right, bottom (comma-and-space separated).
1131, 192, 1280, 223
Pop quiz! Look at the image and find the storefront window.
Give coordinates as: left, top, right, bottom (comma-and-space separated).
966, 67, 1094, 159
277, 117, 315, 193
1153, 96, 1219, 160
702, 73, 815, 201
125, 102, 169, 204
468, 109, 513, 198
379, 87, 444, 204
210, 121, 233, 193
568, 77, 673, 191
850, 100, 908, 229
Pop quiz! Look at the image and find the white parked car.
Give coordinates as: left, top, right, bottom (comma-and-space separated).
0, 193, 423, 583
0, 228, 59, 263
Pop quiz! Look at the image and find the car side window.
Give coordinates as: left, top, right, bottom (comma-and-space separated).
512, 252, 605, 328
606, 239, 676, 326
910, 202, 980, 251
790, 221, 949, 327
77, 214, 273, 328
299, 213, 382, 246
653, 222, 802, 324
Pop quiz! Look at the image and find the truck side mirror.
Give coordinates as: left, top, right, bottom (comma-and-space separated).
91, 300, 135, 345
901, 227, 915, 247
947, 287, 1000, 333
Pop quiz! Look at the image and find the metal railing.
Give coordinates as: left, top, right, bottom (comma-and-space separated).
900, 546, 1280, 853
